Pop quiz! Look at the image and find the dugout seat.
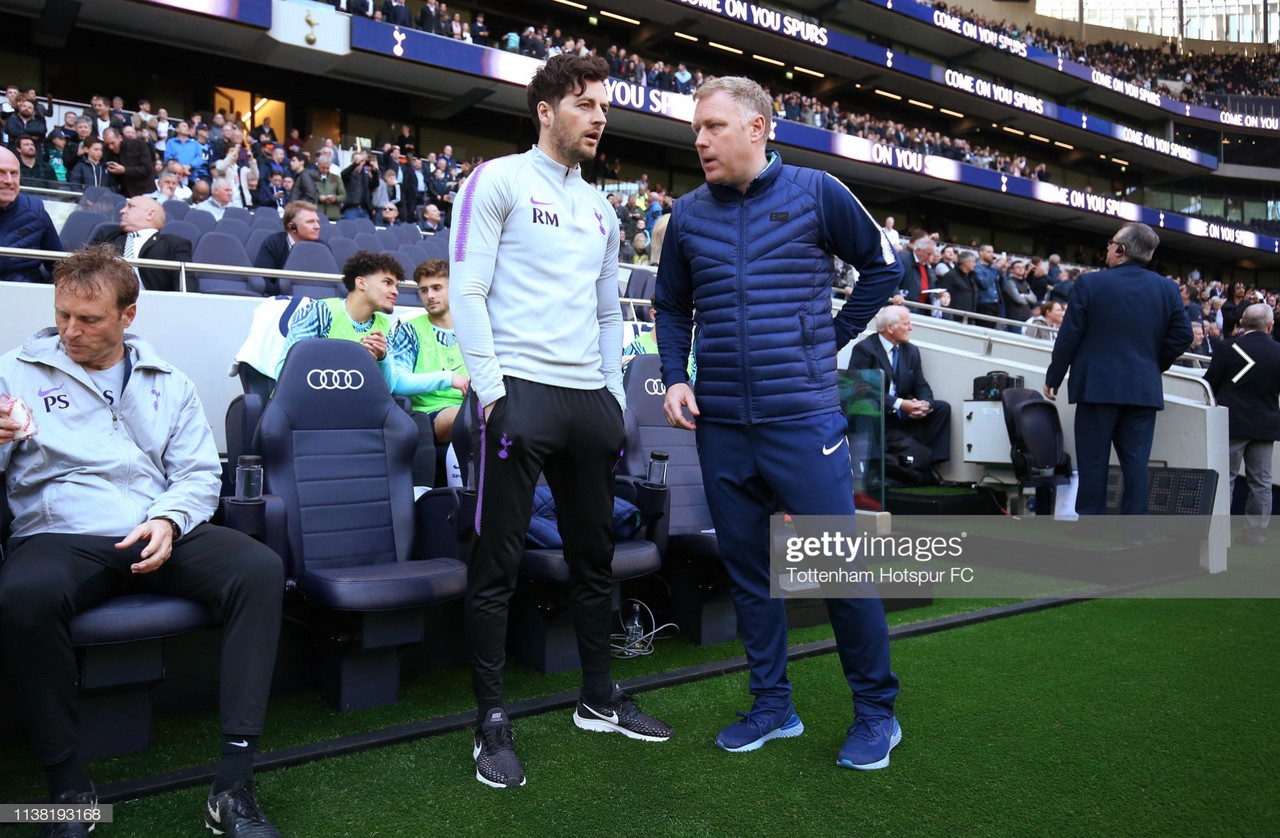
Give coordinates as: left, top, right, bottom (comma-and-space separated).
256, 339, 467, 710
1001, 388, 1072, 514
621, 354, 737, 644
449, 388, 667, 673
0, 479, 215, 759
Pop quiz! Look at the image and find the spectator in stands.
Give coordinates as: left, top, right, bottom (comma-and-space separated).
15, 136, 54, 185
191, 178, 236, 221
254, 200, 323, 273
189, 178, 210, 206
1179, 321, 1210, 368
257, 117, 278, 143
147, 171, 182, 203
378, 201, 403, 226
940, 250, 978, 317
973, 244, 1001, 320
1003, 260, 1037, 332
472, 12, 489, 46
371, 167, 406, 219
341, 151, 376, 220
43, 129, 69, 182
333, 0, 373, 14
0, 245, 285, 838
1204, 303, 1280, 544
88, 195, 192, 292
102, 127, 156, 198
899, 236, 936, 303
277, 250, 400, 383
130, 99, 153, 134
6, 95, 46, 153
64, 116, 93, 174
387, 259, 469, 485
1026, 299, 1065, 341
934, 244, 957, 279
416, 0, 440, 32
418, 202, 446, 234
68, 137, 115, 190
1045, 223, 1193, 516
382, 0, 412, 26
1222, 281, 1249, 336
451, 54, 672, 791
0, 146, 62, 282
654, 76, 898, 770
1048, 267, 1077, 304
89, 95, 124, 140
289, 154, 319, 204
163, 121, 202, 185
850, 305, 952, 470
310, 153, 346, 221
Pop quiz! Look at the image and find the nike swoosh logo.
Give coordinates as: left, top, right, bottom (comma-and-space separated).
207, 802, 220, 824
585, 705, 619, 724
822, 440, 845, 456
37, 384, 64, 397
529, 198, 554, 206
229, 739, 249, 747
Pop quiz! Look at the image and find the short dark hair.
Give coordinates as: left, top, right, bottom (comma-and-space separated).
526, 53, 611, 134
53, 244, 139, 311
341, 251, 404, 292
413, 259, 449, 283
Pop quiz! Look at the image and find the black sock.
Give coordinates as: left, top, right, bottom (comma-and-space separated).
45, 755, 93, 800
212, 734, 260, 794
582, 674, 615, 707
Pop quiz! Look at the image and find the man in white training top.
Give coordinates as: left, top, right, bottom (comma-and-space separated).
449, 53, 672, 790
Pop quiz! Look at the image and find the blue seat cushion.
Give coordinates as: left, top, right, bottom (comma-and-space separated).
521, 539, 660, 583
70, 594, 216, 646
297, 558, 467, 611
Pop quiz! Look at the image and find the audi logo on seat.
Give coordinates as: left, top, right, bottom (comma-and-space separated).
644, 379, 666, 396
307, 369, 365, 390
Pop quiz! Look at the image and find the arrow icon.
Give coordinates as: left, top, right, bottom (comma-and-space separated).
1231, 343, 1256, 383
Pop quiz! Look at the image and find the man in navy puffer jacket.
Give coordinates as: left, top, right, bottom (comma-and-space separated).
654, 76, 905, 771
0, 146, 63, 283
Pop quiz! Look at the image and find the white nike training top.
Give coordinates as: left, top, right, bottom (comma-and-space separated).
449, 146, 624, 412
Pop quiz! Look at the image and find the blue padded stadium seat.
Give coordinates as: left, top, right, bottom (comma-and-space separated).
257, 339, 466, 710
336, 219, 362, 239
191, 233, 271, 296
420, 232, 449, 261
1, 483, 214, 759
385, 249, 418, 279
621, 354, 736, 644
59, 210, 109, 250
214, 217, 251, 242
375, 229, 399, 251
162, 199, 189, 221
251, 213, 283, 232
393, 224, 422, 245
185, 209, 216, 236
354, 233, 382, 253
328, 237, 358, 269
223, 206, 253, 225
283, 242, 342, 299
161, 219, 202, 249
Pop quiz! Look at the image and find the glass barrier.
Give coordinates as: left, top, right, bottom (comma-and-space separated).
840, 367, 885, 511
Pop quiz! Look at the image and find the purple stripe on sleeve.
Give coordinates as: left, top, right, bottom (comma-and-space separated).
452, 160, 489, 264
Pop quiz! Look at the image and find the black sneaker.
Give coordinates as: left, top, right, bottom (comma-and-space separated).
573, 683, 673, 742
204, 780, 281, 837
38, 789, 96, 838
472, 707, 526, 788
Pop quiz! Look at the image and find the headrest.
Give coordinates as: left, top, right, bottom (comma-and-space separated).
271, 338, 395, 429
623, 354, 670, 427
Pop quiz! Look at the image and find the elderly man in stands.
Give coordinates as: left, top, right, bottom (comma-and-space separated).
191, 178, 236, 221
253, 199, 323, 273
89, 195, 192, 292
312, 153, 346, 221
0, 146, 63, 283
0, 244, 285, 838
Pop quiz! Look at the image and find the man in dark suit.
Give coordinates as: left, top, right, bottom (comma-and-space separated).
88, 196, 192, 292
1045, 223, 1193, 515
848, 305, 952, 466
382, 0, 412, 26
1203, 303, 1280, 543
101, 127, 155, 198
253, 200, 323, 272
939, 251, 978, 319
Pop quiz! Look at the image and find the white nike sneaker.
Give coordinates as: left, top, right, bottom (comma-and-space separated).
573, 683, 673, 741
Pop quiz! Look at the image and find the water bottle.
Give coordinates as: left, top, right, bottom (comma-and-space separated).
624, 602, 644, 653
646, 450, 669, 486
235, 455, 264, 501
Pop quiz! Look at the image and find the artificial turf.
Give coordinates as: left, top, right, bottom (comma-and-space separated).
7, 596, 1275, 837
